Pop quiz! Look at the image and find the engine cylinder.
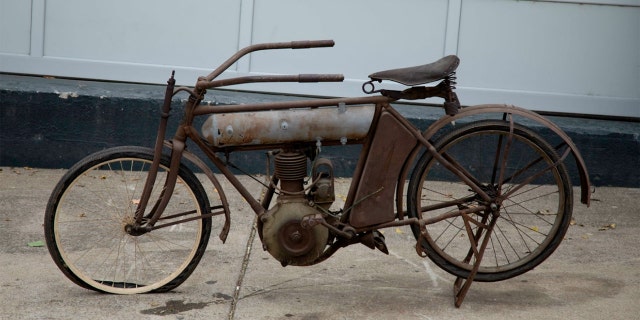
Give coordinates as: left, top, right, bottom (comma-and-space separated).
274, 151, 307, 193
274, 152, 307, 181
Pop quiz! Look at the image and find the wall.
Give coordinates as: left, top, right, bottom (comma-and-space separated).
1, 0, 638, 117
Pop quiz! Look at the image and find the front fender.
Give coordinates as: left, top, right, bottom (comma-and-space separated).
164, 141, 232, 242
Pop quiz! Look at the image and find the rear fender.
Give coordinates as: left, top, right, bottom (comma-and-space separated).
397, 104, 591, 218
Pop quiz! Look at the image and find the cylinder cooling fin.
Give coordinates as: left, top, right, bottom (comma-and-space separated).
274, 152, 307, 181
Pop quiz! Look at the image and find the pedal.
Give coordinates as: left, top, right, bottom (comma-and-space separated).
372, 230, 389, 255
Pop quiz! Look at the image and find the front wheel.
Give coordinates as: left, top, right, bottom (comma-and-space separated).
407, 120, 573, 282
44, 146, 212, 294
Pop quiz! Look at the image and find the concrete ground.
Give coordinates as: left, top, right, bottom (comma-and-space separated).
1, 166, 639, 320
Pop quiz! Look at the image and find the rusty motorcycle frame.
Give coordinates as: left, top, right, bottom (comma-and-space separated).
44, 40, 591, 307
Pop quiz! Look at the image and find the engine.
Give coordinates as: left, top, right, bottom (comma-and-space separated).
260, 150, 335, 266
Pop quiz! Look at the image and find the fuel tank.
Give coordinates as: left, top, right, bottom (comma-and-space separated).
201, 105, 375, 147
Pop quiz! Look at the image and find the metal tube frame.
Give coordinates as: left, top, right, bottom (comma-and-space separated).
128, 40, 591, 307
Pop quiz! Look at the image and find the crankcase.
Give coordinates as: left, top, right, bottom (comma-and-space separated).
261, 200, 328, 267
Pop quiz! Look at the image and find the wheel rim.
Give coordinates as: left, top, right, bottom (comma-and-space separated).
416, 127, 569, 274
53, 158, 204, 294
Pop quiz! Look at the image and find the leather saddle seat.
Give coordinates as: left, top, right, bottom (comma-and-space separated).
368, 55, 460, 86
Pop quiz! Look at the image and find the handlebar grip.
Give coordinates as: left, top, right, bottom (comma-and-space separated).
290, 40, 335, 49
298, 74, 344, 82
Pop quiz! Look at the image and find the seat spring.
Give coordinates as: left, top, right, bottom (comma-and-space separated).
445, 72, 457, 90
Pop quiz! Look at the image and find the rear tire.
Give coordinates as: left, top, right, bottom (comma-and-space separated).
44, 146, 212, 293
407, 121, 573, 282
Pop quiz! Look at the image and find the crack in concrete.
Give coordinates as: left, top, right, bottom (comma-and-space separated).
227, 215, 259, 320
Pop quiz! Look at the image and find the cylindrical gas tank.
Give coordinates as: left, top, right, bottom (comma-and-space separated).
201, 105, 375, 147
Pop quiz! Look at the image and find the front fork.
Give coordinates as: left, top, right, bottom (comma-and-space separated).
130, 73, 200, 232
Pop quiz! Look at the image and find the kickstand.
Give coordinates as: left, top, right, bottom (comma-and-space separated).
452, 210, 498, 307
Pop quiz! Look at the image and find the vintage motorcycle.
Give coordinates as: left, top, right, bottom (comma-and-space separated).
44, 40, 591, 306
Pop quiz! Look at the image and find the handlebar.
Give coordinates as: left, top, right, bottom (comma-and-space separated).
199, 40, 337, 87
197, 74, 344, 90
290, 40, 335, 49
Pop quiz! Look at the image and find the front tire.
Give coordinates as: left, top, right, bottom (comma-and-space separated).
44, 146, 212, 293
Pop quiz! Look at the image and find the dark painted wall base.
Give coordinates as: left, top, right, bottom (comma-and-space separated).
1, 74, 638, 187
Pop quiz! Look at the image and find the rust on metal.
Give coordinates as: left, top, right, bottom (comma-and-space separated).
200, 40, 336, 85
420, 104, 591, 206
202, 105, 375, 147
163, 141, 232, 243
54, 39, 591, 308
348, 110, 418, 228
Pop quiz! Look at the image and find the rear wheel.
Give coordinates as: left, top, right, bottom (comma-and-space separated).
44, 146, 212, 293
407, 120, 573, 282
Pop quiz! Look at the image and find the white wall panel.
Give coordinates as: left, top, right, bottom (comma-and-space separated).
455, 0, 639, 115
43, 0, 241, 69
0, 0, 638, 117
250, 0, 448, 79
0, 0, 32, 54
457, 0, 639, 99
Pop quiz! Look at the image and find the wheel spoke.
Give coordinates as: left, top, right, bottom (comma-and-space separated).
408, 121, 572, 281
45, 147, 213, 294
441, 152, 484, 190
